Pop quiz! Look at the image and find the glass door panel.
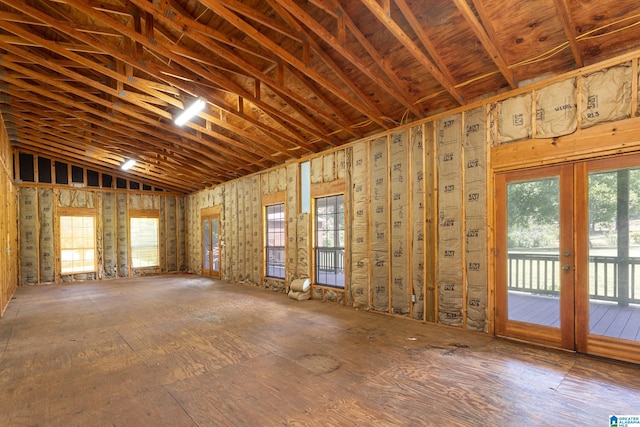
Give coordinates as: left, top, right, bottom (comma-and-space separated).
202, 219, 211, 273
495, 165, 574, 350
587, 166, 640, 342
507, 176, 561, 327
211, 218, 220, 276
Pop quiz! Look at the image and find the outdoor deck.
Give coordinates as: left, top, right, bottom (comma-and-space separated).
509, 292, 640, 341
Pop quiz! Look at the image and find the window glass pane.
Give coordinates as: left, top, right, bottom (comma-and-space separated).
59, 215, 95, 274
38, 157, 52, 183
55, 161, 68, 184
19, 153, 35, 182
315, 195, 345, 288
102, 174, 113, 188
588, 167, 640, 342
71, 165, 83, 183
131, 217, 159, 268
265, 204, 285, 279
301, 161, 310, 213
506, 177, 560, 326
87, 170, 99, 187
212, 219, 219, 273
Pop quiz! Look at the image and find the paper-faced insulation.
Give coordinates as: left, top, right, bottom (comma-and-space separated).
103, 192, 116, 278
287, 164, 298, 284
464, 107, 488, 332
390, 130, 410, 316
251, 175, 261, 285
370, 136, 389, 312
38, 189, 54, 283
350, 142, 369, 308
498, 93, 532, 144
582, 63, 632, 128
536, 79, 577, 138
19, 188, 37, 285
437, 114, 463, 327
117, 193, 128, 277
411, 125, 425, 320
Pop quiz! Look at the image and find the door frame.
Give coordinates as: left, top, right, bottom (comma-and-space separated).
495, 154, 640, 364
494, 164, 575, 350
575, 155, 640, 364
201, 206, 221, 278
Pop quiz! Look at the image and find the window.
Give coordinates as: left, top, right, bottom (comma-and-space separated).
265, 203, 285, 279
60, 216, 96, 273
301, 161, 310, 213
19, 153, 34, 182
55, 161, 68, 184
315, 194, 345, 288
130, 217, 159, 268
38, 157, 52, 183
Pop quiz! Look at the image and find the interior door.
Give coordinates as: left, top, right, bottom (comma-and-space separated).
495, 165, 575, 350
202, 214, 221, 278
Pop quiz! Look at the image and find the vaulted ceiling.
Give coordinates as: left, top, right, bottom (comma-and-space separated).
1, 0, 640, 193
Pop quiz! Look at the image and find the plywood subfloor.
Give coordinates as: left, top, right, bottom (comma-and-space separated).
1, 275, 639, 426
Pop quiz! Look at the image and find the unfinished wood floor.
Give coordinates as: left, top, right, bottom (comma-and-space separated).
1, 275, 639, 426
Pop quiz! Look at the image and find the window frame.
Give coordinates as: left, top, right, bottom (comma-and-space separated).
314, 193, 346, 289
264, 201, 286, 279
129, 209, 160, 269
58, 210, 97, 275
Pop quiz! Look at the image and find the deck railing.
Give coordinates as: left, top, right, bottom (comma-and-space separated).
508, 252, 640, 305
315, 247, 345, 288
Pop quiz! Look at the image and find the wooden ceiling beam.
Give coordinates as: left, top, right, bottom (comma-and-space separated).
0, 0, 304, 156
131, 0, 344, 147
0, 34, 107, 54
270, 0, 423, 121
214, 0, 303, 43
198, 0, 390, 129
0, 52, 263, 172
359, 0, 466, 105
552, 0, 584, 67
12, 0, 319, 155
12, 121, 199, 189
286, 66, 364, 141
450, 0, 518, 88
1, 74, 252, 180
320, 0, 426, 119
70, 0, 329, 152
51, 0, 133, 17
8, 95, 240, 185
266, 0, 392, 126
16, 134, 210, 191
13, 104, 186, 167
166, 0, 280, 64
0, 14, 276, 170
393, 0, 467, 98
16, 140, 194, 192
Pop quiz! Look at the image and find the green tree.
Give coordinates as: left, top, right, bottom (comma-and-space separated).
507, 177, 559, 229
589, 169, 640, 231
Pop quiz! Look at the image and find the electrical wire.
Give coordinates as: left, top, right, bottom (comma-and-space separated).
318, 13, 640, 141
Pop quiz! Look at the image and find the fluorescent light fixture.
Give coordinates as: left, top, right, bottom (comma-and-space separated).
174, 98, 206, 126
121, 159, 136, 170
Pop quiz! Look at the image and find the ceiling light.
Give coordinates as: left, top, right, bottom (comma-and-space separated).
121, 159, 136, 170
174, 98, 206, 126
